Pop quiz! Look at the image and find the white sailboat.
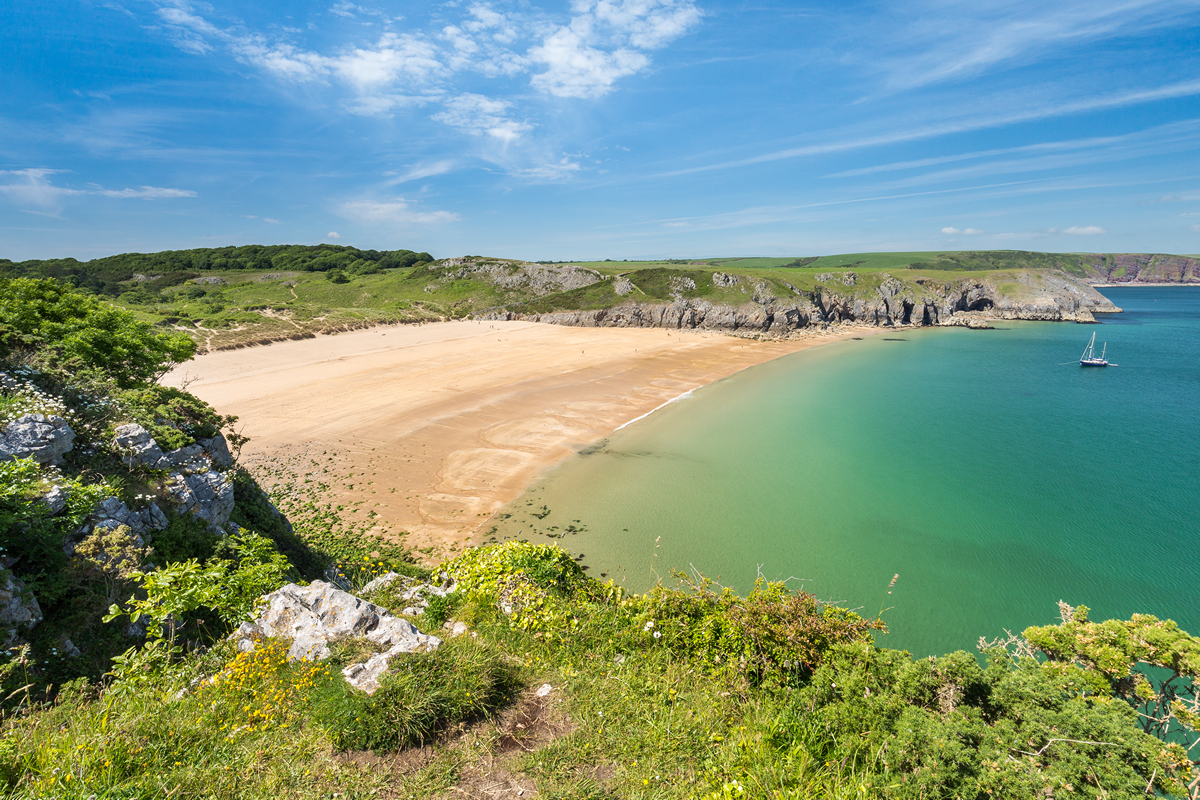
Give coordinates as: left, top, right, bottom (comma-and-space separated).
1079, 332, 1114, 367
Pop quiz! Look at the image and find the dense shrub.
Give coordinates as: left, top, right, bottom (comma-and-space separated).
150, 512, 221, 565
115, 384, 231, 450
0, 458, 110, 604
0, 245, 435, 298
444, 542, 601, 631
0, 277, 195, 386
636, 574, 885, 685
734, 641, 1191, 797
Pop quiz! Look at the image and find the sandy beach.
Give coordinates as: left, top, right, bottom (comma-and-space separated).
166, 320, 876, 557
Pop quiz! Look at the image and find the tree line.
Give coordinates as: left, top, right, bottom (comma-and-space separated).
0, 244, 435, 297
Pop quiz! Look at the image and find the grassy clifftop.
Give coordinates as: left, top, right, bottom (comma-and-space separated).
2, 247, 1194, 350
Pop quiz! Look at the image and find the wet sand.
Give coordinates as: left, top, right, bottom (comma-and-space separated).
166, 320, 877, 558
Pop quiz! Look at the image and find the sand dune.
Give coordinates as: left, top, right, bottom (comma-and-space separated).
166, 320, 873, 557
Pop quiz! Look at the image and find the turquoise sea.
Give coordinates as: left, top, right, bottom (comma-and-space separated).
492, 287, 1200, 656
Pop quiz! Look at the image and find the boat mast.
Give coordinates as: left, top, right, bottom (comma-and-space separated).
1081, 332, 1096, 361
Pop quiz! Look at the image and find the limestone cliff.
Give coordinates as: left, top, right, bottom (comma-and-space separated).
480, 269, 1120, 337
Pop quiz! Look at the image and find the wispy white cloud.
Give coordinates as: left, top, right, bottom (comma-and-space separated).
142, 0, 698, 181
327, 231, 342, 238
529, 27, 648, 98
0, 169, 81, 206
94, 185, 197, 198
385, 160, 460, 185
0, 169, 196, 207
1062, 225, 1106, 235
148, 0, 695, 111
871, 0, 1200, 93
655, 80, 1200, 179
342, 93, 435, 117
432, 94, 532, 142
338, 198, 460, 224
941, 226, 984, 234
509, 157, 583, 181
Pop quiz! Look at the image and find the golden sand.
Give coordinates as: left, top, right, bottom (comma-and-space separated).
166, 320, 876, 556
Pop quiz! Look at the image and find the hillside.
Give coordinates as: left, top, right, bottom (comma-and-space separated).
5, 247, 1183, 351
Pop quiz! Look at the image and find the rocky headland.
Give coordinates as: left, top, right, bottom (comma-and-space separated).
479, 267, 1120, 338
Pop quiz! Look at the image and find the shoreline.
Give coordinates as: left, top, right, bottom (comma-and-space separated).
166, 320, 883, 560
1092, 282, 1200, 288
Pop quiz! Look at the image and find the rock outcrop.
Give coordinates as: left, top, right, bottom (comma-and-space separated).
110, 424, 236, 534
88, 496, 169, 545
429, 258, 603, 297
113, 424, 231, 474
166, 471, 235, 532
0, 570, 43, 646
0, 414, 75, 465
1082, 253, 1200, 284
362, 571, 456, 616
481, 270, 1119, 338
235, 581, 441, 694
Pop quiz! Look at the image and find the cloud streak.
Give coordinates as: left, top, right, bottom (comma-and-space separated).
654, 79, 1200, 179
338, 198, 460, 224
872, 0, 1200, 93
0, 169, 196, 207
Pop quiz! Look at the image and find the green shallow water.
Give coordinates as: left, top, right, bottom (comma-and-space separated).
491, 287, 1200, 656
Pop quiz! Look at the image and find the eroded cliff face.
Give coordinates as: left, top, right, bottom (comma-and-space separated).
1082, 253, 1200, 284
481, 270, 1119, 338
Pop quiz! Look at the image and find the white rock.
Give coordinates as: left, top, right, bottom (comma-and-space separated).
161, 444, 210, 474
198, 434, 234, 469
0, 414, 75, 465
0, 570, 43, 646
41, 485, 69, 515
166, 470, 234, 533
90, 497, 148, 546
139, 502, 169, 532
361, 571, 408, 595
535, 683, 553, 697
112, 423, 166, 469
243, 581, 441, 694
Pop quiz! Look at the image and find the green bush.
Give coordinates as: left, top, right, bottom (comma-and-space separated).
0, 458, 110, 604
422, 591, 461, 628
0, 277, 195, 387
738, 641, 1190, 798
635, 574, 885, 685
311, 637, 517, 752
150, 512, 221, 565
444, 542, 601, 631
115, 384, 231, 451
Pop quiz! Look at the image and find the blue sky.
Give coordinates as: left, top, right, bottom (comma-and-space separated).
3, 0, 1200, 261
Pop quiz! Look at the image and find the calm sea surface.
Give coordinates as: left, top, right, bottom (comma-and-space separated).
491, 287, 1200, 656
